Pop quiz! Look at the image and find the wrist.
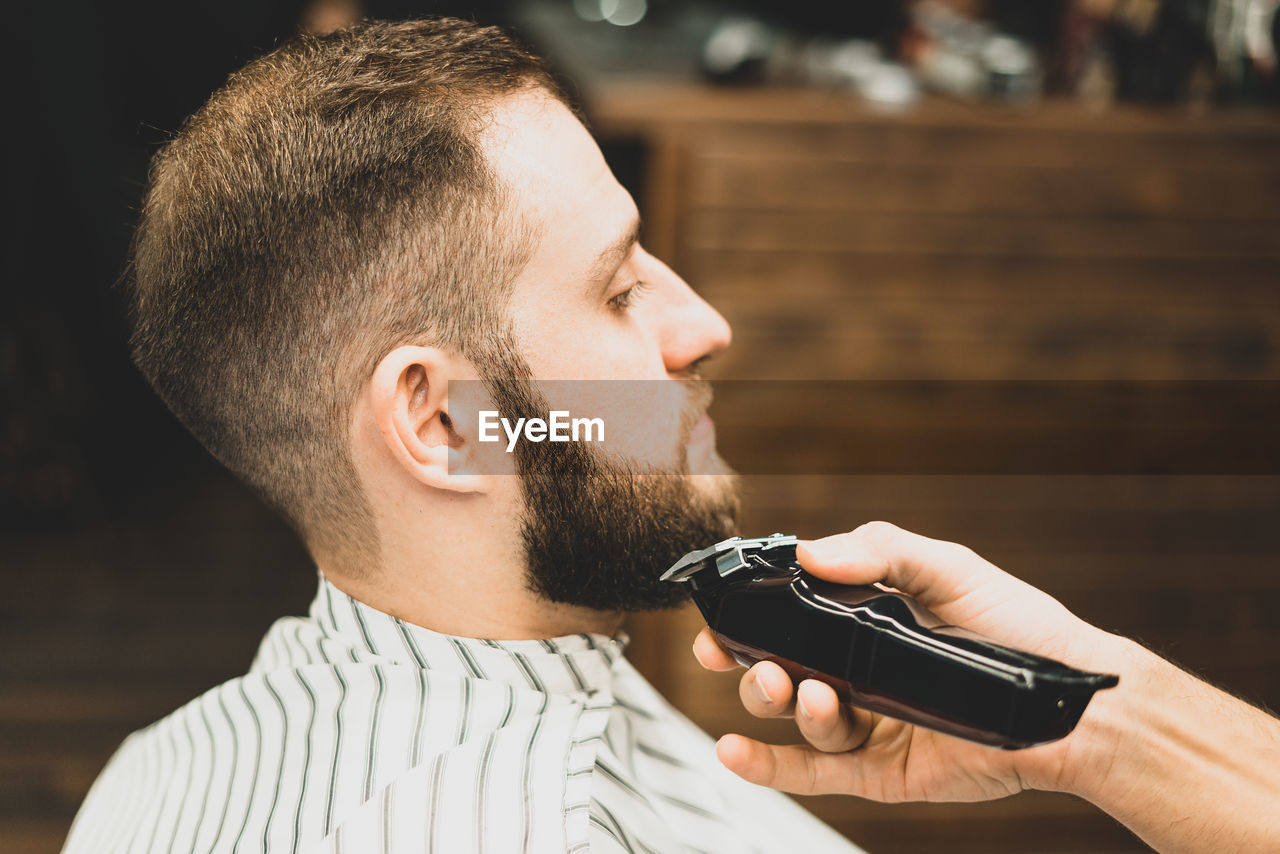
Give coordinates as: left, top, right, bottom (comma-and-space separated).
1021, 629, 1280, 852
1017, 629, 1154, 798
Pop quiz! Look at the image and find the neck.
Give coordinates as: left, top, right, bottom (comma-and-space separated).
322, 492, 626, 640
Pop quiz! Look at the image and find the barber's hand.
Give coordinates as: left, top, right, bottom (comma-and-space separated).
693, 521, 1122, 803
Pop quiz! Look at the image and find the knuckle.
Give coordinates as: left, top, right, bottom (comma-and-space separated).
825, 725, 855, 754
761, 753, 782, 789
804, 750, 822, 792
743, 743, 774, 786
856, 520, 898, 543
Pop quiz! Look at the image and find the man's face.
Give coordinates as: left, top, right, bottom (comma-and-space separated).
479, 91, 740, 611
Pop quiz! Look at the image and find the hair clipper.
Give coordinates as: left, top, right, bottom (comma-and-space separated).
660, 534, 1119, 749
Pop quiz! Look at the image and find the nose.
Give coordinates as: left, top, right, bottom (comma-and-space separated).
657, 266, 733, 376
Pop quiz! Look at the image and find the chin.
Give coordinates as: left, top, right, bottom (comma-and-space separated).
687, 443, 736, 477
687, 469, 735, 499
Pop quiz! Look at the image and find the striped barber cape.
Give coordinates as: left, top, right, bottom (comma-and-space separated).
63, 574, 864, 853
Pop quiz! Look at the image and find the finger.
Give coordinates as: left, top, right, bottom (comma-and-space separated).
794, 535, 884, 586
692, 627, 739, 672
798, 521, 1010, 611
738, 660, 796, 718
800, 522, 1082, 652
794, 679, 873, 753
716, 734, 868, 797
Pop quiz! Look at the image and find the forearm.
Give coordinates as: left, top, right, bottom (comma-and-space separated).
1058, 635, 1280, 853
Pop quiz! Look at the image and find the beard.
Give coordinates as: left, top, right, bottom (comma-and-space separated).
482, 366, 740, 613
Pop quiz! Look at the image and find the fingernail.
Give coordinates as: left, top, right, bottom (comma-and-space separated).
752, 674, 773, 705
796, 694, 811, 719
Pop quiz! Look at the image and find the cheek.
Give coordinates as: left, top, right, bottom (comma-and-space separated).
512, 306, 684, 466
518, 306, 659, 380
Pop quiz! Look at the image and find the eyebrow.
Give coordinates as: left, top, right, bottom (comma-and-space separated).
585, 215, 642, 290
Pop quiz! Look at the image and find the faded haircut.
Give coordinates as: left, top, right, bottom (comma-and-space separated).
128, 18, 566, 574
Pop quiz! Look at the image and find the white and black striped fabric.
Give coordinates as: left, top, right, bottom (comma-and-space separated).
63, 575, 864, 853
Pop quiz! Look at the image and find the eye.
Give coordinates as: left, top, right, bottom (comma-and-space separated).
607, 280, 652, 312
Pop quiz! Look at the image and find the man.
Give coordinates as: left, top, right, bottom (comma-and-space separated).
65, 16, 1280, 854
63, 17, 858, 854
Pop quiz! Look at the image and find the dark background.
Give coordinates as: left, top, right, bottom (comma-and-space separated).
5, 2, 1279, 853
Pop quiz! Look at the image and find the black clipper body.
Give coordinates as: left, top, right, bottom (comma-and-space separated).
661, 534, 1119, 749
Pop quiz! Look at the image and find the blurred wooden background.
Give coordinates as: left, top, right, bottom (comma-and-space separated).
4, 90, 1279, 854
598, 87, 1280, 853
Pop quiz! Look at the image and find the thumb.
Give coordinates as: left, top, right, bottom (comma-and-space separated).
796, 521, 1009, 613
716, 733, 902, 798
797, 523, 1090, 657
794, 534, 886, 586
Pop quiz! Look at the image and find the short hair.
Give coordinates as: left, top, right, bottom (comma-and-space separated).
129, 18, 566, 574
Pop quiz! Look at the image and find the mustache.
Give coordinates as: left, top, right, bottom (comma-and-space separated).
678, 377, 714, 445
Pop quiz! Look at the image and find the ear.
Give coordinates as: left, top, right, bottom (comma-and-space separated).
369, 345, 491, 494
